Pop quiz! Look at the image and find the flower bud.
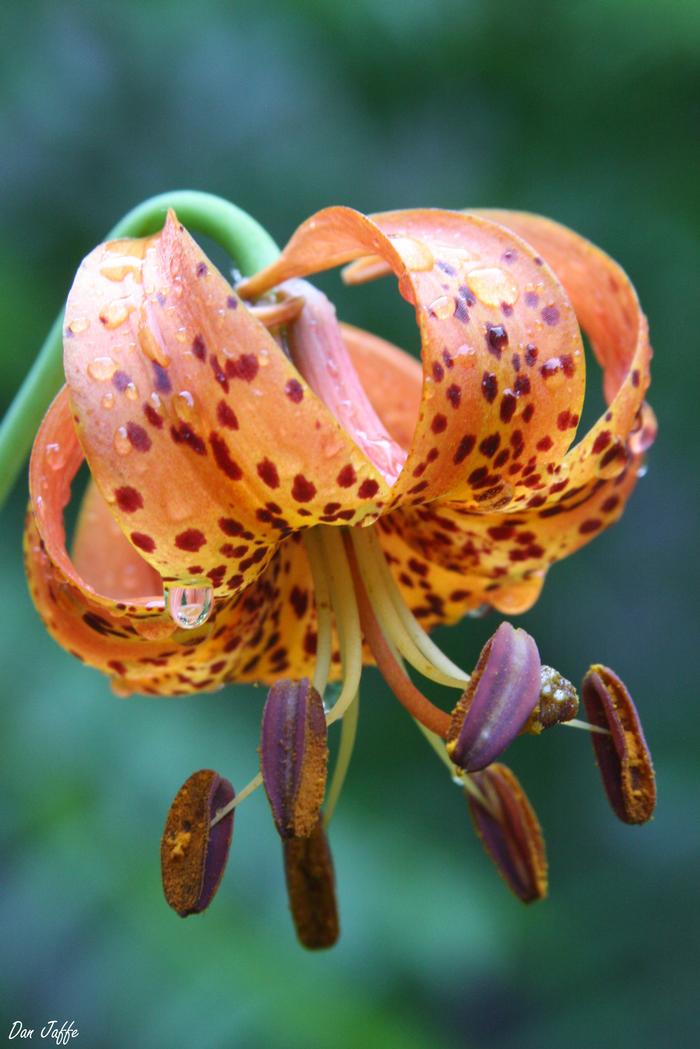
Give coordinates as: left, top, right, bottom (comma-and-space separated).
467, 763, 548, 903
161, 769, 235, 916
581, 664, 656, 824
260, 678, 328, 838
447, 622, 541, 771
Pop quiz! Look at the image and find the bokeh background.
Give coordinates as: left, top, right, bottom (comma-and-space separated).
1, 1, 698, 1047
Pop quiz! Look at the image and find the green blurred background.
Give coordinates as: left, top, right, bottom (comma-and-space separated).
1, 1, 698, 1047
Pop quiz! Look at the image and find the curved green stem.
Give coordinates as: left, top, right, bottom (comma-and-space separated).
0, 189, 279, 510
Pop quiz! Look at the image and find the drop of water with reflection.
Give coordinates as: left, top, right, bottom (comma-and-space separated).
88, 356, 118, 381
166, 584, 214, 629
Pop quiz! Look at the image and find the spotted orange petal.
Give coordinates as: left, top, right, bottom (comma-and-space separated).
240, 207, 586, 513
62, 211, 388, 601
25, 387, 328, 694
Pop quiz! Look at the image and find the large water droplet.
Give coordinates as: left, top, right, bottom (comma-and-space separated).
113, 426, 132, 456
138, 321, 170, 366
67, 318, 90, 335
125, 381, 139, 401
628, 402, 657, 455
427, 295, 453, 320
88, 356, 118, 381
465, 266, 519, 307
45, 442, 65, 470
166, 584, 214, 629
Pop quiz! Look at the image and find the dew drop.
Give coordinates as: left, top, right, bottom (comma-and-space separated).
465, 266, 519, 307
138, 322, 170, 366
88, 356, 118, 381
125, 381, 139, 401
45, 442, 65, 470
114, 426, 132, 456
636, 460, 648, 479
174, 390, 195, 421
149, 391, 162, 409
454, 344, 477, 368
100, 261, 143, 283
389, 235, 434, 272
101, 392, 115, 410
427, 295, 453, 320
468, 604, 491, 618
628, 403, 657, 455
100, 301, 132, 329
67, 318, 90, 335
166, 584, 214, 629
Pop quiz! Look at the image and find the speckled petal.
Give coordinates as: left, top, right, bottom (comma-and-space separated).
239, 206, 586, 512
63, 212, 388, 600
24, 389, 332, 694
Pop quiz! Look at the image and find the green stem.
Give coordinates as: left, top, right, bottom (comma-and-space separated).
0, 189, 279, 510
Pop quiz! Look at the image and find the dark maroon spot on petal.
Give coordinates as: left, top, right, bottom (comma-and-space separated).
500, 303, 513, 317
175, 529, 207, 552
486, 324, 508, 358
285, 378, 304, 403
561, 355, 575, 377
292, 475, 316, 502
579, 518, 602, 534
432, 413, 447, 434
442, 349, 454, 369
592, 431, 612, 454
127, 422, 151, 452
536, 436, 553, 452
143, 403, 163, 429
210, 355, 229, 392
541, 306, 560, 326
196, 262, 208, 278
217, 401, 239, 430
358, 479, 379, 499
192, 334, 206, 360
115, 486, 143, 513
432, 361, 445, 382
108, 660, 127, 675
454, 434, 476, 464
446, 384, 461, 409
337, 465, 356, 487
257, 458, 280, 489
602, 495, 620, 513
112, 370, 132, 392
493, 449, 509, 468
501, 249, 518, 264
480, 433, 501, 458
534, 256, 543, 266
524, 344, 538, 367
152, 362, 172, 394
131, 532, 155, 553
469, 466, 489, 485
210, 433, 243, 480
557, 411, 571, 431
514, 375, 531, 396
171, 423, 207, 455
453, 298, 470, 323
500, 392, 517, 424
225, 354, 259, 382
525, 291, 539, 308
226, 296, 238, 309
482, 372, 498, 403
219, 517, 244, 537
459, 285, 477, 306
522, 404, 535, 423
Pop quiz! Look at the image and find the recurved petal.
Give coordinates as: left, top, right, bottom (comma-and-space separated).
239, 206, 586, 512
63, 211, 388, 600
25, 392, 332, 694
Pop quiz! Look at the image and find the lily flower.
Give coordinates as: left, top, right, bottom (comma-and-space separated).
24, 204, 657, 947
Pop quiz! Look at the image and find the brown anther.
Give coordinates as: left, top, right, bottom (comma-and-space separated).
467, 763, 548, 903
260, 678, 328, 839
282, 821, 340, 950
524, 665, 579, 734
160, 769, 235, 917
581, 664, 656, 824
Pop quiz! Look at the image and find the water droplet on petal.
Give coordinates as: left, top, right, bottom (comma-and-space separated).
45, 442, 65, 470
125, 381, 139, 401
114, 426, 132, 456
465, 266, 519, 307
428, 295, 453, 320
101, 392, 115, 410
149, 392, 162, 409
100, 301, 132, 329
468, 604, 491, 619
88, 356, 118, 381
389, 236, 434, 272
628, 403, 657, 455
67, 318, 90, 335
636, 460, 648, 479
174, 390, 195, 421
138, 322, 170, 366
166, 584, 214, 629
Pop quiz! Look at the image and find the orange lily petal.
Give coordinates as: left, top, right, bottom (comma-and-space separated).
62, 211, 388, 600
240, 206, 586, 512
25, 387, 327, 694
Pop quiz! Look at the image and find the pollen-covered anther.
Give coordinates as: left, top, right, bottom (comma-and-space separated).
581, 664, 656, 825
446, 622, 541, 771
524, 665, 579, 734
160, 769, 235, 917
282, 821, 340, 950
260, 678, 329, 839
467, 763, 548, 903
